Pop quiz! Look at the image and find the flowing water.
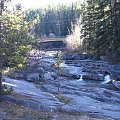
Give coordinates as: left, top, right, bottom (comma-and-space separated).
102, 75, 112, 84
2, 51, 120, 120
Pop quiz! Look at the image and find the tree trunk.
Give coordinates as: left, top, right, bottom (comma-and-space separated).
0, 72, 2, 100
0, 0, 3, 100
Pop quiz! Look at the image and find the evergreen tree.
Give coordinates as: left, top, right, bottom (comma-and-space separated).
25, 2, 81, 37
81, 0, 120, 62
0, 0, 34, 95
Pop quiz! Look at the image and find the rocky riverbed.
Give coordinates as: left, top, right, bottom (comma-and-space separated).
2, 50, 120, 120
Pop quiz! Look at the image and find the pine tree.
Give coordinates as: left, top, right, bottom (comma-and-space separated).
81, 0, 120, 62
0, 1, 34, 96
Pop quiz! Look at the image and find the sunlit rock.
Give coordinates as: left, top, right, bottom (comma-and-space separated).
112, 80, 120, 89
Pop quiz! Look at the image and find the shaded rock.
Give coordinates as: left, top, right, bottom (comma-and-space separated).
62, 53, 90, 60
59, 70, 72, 78
44, 72, 54, 80
14, 73, 25, 79
59, 71, 80, 79
60, 73, 80, 79
36, 66, 44, 73
26, 73, 40, 82
100, 55, 107, 61
112, 80, 120, 89
41, 62, 53, 72
51, 72, 57, 79
40, 84, 58, 94
61, 94, 120, 120
82, 67, 94, 73
37, 67, 44, 78
59, 65, 82, 79
71, 74, 80, 79
82, 66, 109, 75
82, 74, 104, 81
110, 64, 120, 79
116, 75, 120, 80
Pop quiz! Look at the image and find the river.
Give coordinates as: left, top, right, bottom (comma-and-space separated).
2, 50, 120, 120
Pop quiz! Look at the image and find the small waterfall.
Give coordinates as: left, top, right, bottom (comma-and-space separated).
79, 75, 83, 81
102, 75, 111, 84
60, 62, 68, 68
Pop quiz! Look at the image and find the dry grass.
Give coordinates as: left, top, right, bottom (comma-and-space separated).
0, 100, 52, 120
0, 100, 115, 120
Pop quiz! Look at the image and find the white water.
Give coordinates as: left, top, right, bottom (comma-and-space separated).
79, 75, 83, 81
102, 75, 111, 84
60, 62, 68, 68
60, 62, 82, 75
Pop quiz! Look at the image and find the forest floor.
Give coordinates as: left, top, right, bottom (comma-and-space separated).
0, 100, 114, 120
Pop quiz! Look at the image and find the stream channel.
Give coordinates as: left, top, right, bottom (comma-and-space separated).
2, 50, 120, 120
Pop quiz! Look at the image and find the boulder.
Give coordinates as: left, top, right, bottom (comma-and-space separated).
41, 62, 53, 72
59, 70, 80, 79
113, 80, 120, 89
59, 70, 72, 78
43, 72, 54, 80
116, 75, 120, 80
71, 74, 80, 79
82, 74, 104, 81
36, 66, 44, 72
14, 73, 25, 79
36, 67, 44, 78
51, 72, 57, 79
26, 73, 40, 82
